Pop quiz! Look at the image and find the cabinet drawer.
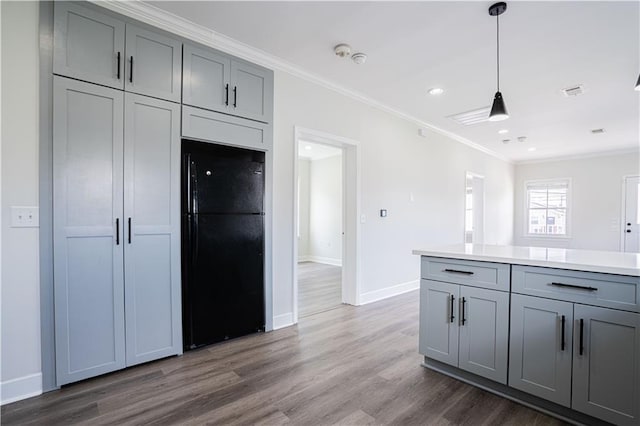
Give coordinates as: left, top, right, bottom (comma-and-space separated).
421, 257, 510, 292
512, 265, 640, 313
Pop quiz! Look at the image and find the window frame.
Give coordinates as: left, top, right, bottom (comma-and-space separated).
524, 178, 572, 239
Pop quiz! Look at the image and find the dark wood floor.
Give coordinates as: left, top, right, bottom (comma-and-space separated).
1, 291, 565, 425
298, 261, 342, 318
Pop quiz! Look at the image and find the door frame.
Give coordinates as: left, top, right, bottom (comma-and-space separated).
621, 174, 640, 252
292, 126, 361, 323
464, 171, 485, 244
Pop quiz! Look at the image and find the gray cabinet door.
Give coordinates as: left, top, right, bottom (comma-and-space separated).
572, 305, 640, 425
230, 60, 272, 123
419, 280, 459, 366
124, 25, 182, 102
123, 94, 182, 366
54, 2, 125, 89
182, 44, 231, 114
458, 286, 509, 384
509, 294, 573, 407
53, 76, 125, 385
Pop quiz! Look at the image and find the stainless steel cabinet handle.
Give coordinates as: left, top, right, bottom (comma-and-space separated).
551, 282, 598, 291
443, 269, 474, 275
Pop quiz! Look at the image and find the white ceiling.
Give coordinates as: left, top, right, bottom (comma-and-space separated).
298, 140, 342, 161
150, 1, 640, 162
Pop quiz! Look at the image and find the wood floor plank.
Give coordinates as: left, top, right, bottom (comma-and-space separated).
1, 290, 568, 426
298, 261, 342, 317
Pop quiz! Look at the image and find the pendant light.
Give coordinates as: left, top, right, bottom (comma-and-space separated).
635, 73, 640, 91
488, 2, 509, 121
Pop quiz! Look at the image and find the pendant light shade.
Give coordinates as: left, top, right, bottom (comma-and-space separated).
489, 91, 509, 121
635, 73, 640, 91
488, 2, 509, 121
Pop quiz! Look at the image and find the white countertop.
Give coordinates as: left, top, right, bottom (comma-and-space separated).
412, 244, 640, 277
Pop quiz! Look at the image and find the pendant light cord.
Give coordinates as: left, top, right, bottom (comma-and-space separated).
496, 14, 500, 91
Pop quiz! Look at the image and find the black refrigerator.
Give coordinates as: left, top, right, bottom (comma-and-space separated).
182, 140, 265, 350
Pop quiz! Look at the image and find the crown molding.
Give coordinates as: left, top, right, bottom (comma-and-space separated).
91, 0, 510, 163
515, 146, 640, 165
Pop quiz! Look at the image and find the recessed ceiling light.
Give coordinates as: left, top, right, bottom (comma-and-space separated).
498, 129, 509, 134
305, 146, 312, 150
528, 147, 537, 152
428, 87, 444, 95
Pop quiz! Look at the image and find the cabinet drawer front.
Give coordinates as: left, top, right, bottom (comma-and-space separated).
513, 265, 639, 312
421, 257, 510, 292
182, 106, 271, 151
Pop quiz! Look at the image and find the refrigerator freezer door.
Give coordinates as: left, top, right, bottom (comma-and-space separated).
184, 141, 264, 214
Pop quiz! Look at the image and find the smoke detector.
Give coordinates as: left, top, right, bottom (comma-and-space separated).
334, 44, 352, 58
561, 84, 585, 97
517, 136, 527, 143
352, 53, 367, 65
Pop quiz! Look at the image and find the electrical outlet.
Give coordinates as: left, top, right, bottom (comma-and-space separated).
11, 206, 39, 228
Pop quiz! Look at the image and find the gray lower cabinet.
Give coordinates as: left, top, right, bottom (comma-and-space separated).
572, 304, 640, 426
54, 2, 125, 89
183, 43, 273, 123
124, 25, 182, 102
509, 294, 574, 407
123, 93, 182, 366
419, 279, 509, 384
53, 77, 126, 385
53, 77, 182, 385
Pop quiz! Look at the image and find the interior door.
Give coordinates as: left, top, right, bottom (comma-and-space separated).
419, 280, 459, 366
509, 294, 573, 407
53, 2, 125, 89
572, 305, 640, 426
53, 76, 125, 385
182, 44, 231, 114
123, 93, 182, 366
124, 24, 182, 102
624, 176, 640, 252
230, 60, 270, 122
458, 286, 509, 384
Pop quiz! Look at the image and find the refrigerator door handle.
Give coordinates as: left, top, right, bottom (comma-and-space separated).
191, 159, 198, 215
192, 213, 199, 267
185, 153, 192, 214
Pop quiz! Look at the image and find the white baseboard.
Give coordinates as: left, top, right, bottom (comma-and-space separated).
297, 255, 311, 263
273, 312, 295, 330
1, 373, 42, 405
302, 256, 342, 267
359, 279, 419, 305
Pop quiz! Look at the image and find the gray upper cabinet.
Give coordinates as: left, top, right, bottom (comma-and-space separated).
123, 94, 182, 366
458, 285, 509, 384
230, 60, 272, 123
183, 44, 231, 114
124, 25, 182, 102
509, 294, 573, 407
54, 2, 125, 89
53, 76, 126, 386
183, 43, 273, 123
572, 305, 640, 426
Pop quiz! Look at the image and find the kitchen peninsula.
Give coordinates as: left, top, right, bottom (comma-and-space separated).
413, 244, 640, 426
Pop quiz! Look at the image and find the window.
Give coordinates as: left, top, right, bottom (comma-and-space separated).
526, 179, 570, 236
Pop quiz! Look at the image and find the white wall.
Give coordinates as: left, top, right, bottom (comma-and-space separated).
297, 159, 310, 258
1, 1, 43, 404
308, 154, 342, 264
514, 152, 640, 250
272, 70, 515, 319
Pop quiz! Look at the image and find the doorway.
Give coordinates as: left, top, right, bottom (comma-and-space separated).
297, 141, 343, 317
623, 175, 640, 252
293, 127, 360, 323
464, 172, 485, 244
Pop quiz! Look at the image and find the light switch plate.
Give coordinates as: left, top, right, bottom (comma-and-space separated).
11, 206, 39, 228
